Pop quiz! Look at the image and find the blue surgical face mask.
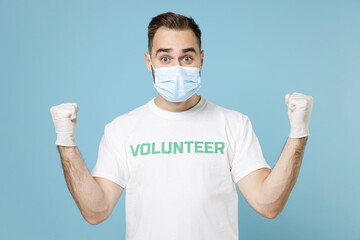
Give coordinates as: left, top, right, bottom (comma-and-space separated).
148, 55, 201, 102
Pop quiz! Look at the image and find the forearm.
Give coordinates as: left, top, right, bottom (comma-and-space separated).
58, 146, 108, 224
257, 136, 307, 217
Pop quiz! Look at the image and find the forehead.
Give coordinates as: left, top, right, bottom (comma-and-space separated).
152, 26, 199, 54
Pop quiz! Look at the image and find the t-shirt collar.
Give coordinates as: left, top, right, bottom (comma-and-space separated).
148, 95, 207, 119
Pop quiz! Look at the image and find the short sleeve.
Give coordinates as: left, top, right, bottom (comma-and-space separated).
230, 115, 272, 185
91, 123, 130, 188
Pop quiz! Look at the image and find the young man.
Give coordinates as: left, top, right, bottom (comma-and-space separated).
50, 12, 313, 240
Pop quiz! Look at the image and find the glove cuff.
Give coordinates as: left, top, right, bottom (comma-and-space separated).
55, 133, 76, 146
289, 127, 310, 139
289, 126, 310, 138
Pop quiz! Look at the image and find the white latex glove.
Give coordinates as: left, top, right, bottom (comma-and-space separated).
50, 103, 79, 146
285, 92, 314, 138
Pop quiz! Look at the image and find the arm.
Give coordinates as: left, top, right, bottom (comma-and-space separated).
250, 136, 307, 219
237, 137, 307, 219
51, 103, 124, 225
261, 136, 307, 218
237, 92, 313, 219
58, 145, 121, 225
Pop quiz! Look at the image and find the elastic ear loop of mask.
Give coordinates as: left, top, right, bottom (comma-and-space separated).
148, 55, 155, 71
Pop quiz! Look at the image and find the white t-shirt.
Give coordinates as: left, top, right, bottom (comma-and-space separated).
91, 95, 271, 240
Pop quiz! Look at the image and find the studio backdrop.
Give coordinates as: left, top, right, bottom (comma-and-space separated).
0, 0, 359, 239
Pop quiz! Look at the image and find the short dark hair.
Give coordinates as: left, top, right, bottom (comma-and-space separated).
147, 12, 202, 57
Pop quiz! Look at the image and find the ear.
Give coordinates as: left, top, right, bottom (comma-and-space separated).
145, 52, 153, 73
200, 50, 205, 69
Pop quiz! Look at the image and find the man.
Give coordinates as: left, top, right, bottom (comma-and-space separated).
50, 12, 313, 240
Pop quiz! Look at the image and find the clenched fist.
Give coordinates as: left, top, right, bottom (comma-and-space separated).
285, 92, 314, 138
50, 103, 79, 146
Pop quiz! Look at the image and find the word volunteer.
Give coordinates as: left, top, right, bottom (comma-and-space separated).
130, 141, 226, 157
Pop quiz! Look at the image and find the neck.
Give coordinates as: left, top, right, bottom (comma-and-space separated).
154, 94, 201, 112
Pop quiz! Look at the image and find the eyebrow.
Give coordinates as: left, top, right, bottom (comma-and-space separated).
155, 47, 197, 56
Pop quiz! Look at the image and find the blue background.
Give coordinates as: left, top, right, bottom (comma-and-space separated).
1, 0, 359, 239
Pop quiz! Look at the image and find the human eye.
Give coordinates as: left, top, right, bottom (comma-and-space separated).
183, 56, 192, 62
161, 56, 170, 63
